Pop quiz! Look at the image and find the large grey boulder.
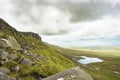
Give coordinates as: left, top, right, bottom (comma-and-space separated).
43, 66, 93, 80
0, 68, 10, 75
18, 58, 34, 66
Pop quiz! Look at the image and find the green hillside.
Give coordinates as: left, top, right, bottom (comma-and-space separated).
0, 18, 75, 80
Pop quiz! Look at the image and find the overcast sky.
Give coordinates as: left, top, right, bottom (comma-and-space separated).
0, 0, 120, 47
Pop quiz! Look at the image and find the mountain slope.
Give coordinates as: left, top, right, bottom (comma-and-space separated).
0, 18, 75, 80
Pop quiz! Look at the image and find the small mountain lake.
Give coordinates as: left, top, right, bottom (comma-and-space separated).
77, 56, 104, 64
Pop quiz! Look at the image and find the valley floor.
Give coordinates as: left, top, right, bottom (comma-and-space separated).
54, 46, 120, 80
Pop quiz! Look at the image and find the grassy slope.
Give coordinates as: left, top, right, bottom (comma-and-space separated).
51, 46, 120, 80
0, 19, 75, 79
1, 19, 119, 80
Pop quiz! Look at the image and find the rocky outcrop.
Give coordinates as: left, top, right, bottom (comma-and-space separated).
21, 32, 42, 41
0, 18, 16, 32
0, 36, 21, 50
43, 66, 93, 80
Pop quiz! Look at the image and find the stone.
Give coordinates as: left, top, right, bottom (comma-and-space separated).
57, 78, 64, 80
23, 49, 33, 56
0, 61, 6, 65
43, 66, 93, 80
0, 50, 9, 59
11, 66, 20, 72
0, 40, 8, 48
0, 72, 16, 80
8, 54, 17, 60
18, 58, 34, 66
0, 36, 21, 50
113, 71, 120, 74
0, 68, 10, 74
35, 54, 45, 61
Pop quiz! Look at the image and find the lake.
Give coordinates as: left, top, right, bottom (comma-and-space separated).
77, 56, 104, 64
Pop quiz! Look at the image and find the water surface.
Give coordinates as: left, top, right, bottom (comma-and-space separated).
77, 56, 104, 64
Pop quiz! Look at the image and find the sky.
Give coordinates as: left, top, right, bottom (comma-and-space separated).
0, 0, 120, 47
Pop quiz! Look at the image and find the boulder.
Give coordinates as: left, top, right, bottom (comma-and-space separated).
0, 72, 16, 80
8, 54, 17, 60
0, 40, 8, 48
0, 50, 9, 59
23, 49, 33, 56
11, 66, 20, 72
0, 61, 6, 65
0, 36, 21, 50
0, 68, 10, 74
18, 58, 34, 66
43, 66, 93, 80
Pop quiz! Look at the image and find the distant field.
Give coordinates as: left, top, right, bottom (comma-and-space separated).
53, 46, 120, 80
71, 46, 120, 52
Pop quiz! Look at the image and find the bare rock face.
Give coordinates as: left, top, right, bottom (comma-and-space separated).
43, 66, 93, 80
0, 36, 21, 50
21, 32, 42, 41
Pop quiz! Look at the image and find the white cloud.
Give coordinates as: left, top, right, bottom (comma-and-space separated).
42, 16, 120, 45
0, 0, 120, 47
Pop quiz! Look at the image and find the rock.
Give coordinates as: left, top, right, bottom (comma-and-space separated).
43, 66, 93, 80
0, 61, 4, 65
10, 77, 16, 80
8, 54, 17, 60
0, 61, 6, 65
0, 68, 10, 74
0, 40, 8, 48
64, 75, 79, 80
18, 58, 34, 66
21, 32, 42, 41
113, 71, 120, 74
11, 66, 20, 72
0, 50, 9, 59
0, 36, 21, 50
39, 77, 43, 80
0, 72, 16, 80
57, 78, 64, 80
35, 54, 45, 61
23, 49, 33, 56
